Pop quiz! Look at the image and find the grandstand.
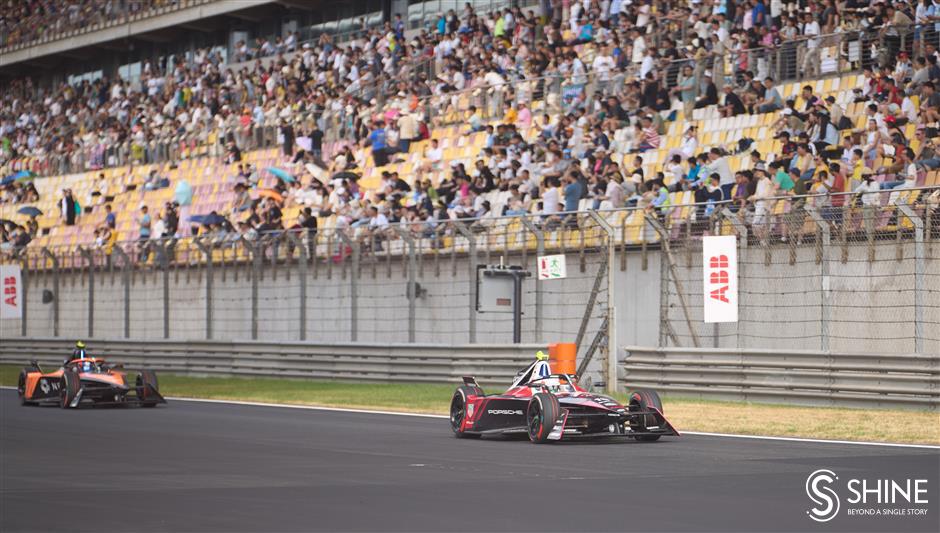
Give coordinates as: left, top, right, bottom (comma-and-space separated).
2, 70, 937, 254
0, 1, 938, 352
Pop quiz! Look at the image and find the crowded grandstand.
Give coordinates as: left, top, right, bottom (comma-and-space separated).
1, 0, 938, 259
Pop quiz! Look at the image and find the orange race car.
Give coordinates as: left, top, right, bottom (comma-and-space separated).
17, 355, 166, 409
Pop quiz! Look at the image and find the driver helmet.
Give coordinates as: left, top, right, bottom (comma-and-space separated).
535, 350, 549, 361
73, 340, 87, 360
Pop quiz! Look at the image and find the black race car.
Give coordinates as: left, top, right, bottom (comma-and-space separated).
450, 361, 678, 443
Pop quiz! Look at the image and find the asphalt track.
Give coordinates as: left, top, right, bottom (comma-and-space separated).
1, 389, 938, 533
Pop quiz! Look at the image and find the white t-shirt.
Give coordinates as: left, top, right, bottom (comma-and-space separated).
542, 187, 560, 214
605, 180, 624, 207
804, 20, 820, 48
425, 146, 443, 164
631, 36, 646, 64
369, 213, 389, 229
592, 55, 615, 81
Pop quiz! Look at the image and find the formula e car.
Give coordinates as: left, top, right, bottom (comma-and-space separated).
450, 361, 678, 443
17, 358, 166, 408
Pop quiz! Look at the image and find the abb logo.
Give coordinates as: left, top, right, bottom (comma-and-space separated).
3, 275, 15, 308
702, 236, 737, 323
708, 255, 730, 303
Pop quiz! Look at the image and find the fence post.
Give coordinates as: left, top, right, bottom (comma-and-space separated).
452, 221, 477, 343
647, 216, 700, 348
110, 246, 132, 339
77, 246, 94, 338
336, 229, 359, 342
19, 256, 27, 337
153, 240, 173, 339
393, 227, 417, 343
519, 216, 544, 342
41, 248, 59, 337
587, 210, 617, 394
283, 231, 307, 341
246, 239, 260, 341
897, 204, 925, 354
194, 237, 213, 340
805, 206, 831, 352
720, 208, 749, 349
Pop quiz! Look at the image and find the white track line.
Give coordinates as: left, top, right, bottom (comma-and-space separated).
4, 386, 937, 449
168, 396, 449, 419
678, 431, 940, 450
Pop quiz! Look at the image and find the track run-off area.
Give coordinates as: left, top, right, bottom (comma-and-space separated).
1, 390, 937, 532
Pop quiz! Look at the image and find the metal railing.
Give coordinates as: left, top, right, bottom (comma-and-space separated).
0, 337, 538, 385
5, 184, 938, 267
621, 346, 940, 411
0, 338, 935, 410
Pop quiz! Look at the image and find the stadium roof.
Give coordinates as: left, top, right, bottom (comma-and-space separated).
0, 0, 308, 73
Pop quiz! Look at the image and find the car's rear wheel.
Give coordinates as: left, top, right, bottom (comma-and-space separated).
17, 369, 29, 405
60, 371, 80, 409
526, 392, 560, 444
450, 385, 482, 438
136, 369, 159, 407
630, 388, 664, 442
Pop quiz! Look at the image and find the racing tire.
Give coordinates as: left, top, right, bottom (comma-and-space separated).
17, 369, 30, 405
60, 371, 80, 409
526, 392, 560, 444
136, 370, 159, 407
450, 385, 483, 438
630, 389, 664, 442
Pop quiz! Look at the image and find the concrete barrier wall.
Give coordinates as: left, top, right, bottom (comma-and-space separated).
2, 242, 934, 355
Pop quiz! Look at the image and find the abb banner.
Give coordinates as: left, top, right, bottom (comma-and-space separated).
1, 264, 23, 320
702, 236, 738, 323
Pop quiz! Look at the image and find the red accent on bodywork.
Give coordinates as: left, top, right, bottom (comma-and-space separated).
460, 394, 487, 432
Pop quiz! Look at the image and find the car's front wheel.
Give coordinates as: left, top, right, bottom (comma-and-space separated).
450, 385, 482, 438
60, 371, 80, 409
526, 393, 560, 444
630, 388, 664, 442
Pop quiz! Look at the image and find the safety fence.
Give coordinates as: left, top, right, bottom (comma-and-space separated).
0, 337, 538, 386
662, 197, 940, 355
620, 346, 940, 411
3, 189, 939, 360
4, 212, 614, 361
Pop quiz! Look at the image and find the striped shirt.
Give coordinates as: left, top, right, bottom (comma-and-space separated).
643, 126, 660, 148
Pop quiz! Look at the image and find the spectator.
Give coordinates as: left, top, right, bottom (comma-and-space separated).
719, 86, 747, 118
366, 206, 389, 251
563, 171, 583, 213
59, 189, 77, 226
704, 148, 734, 197
756, 77, 783, 113
104, 204, 116, 230
694, 72, 719, 109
